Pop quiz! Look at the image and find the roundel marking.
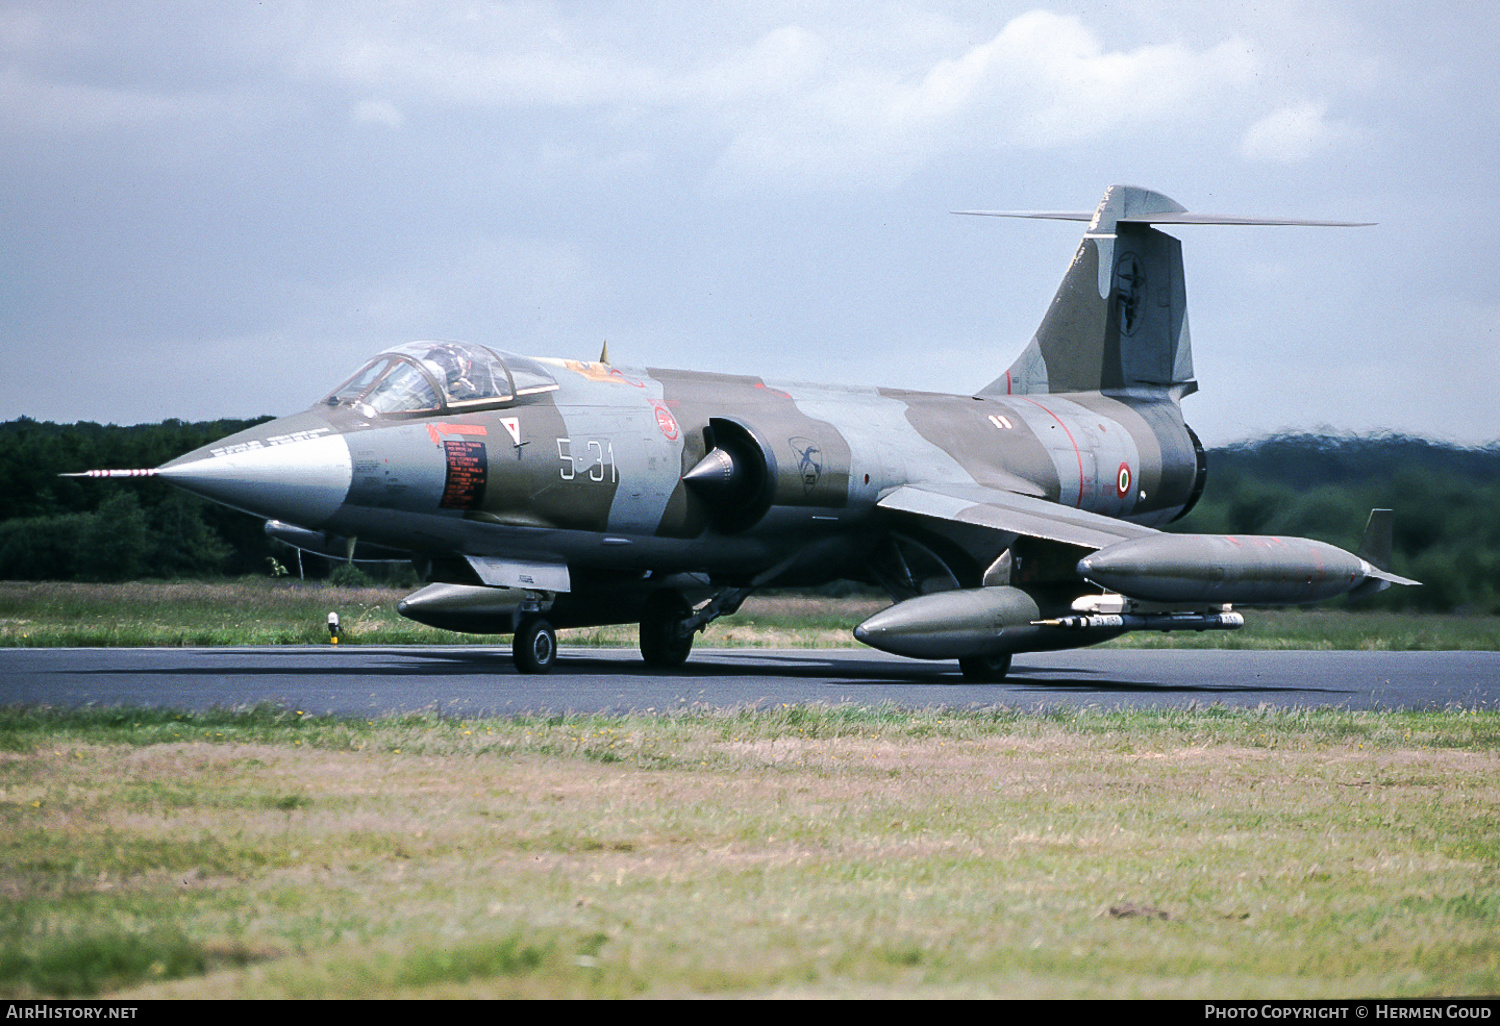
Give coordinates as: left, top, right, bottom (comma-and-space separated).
653, 402, 680, 441
1116, 462, 1132, 499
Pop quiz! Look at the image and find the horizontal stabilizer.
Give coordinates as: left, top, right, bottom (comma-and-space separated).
971, 185, 1374, 399
953, 210, 1374, 227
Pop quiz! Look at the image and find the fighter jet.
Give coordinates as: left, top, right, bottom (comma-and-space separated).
74, 185, 1415, 677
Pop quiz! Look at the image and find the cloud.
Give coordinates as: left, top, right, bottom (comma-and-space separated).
351, 98, 404, 129
707, 11, 1262, 189
0, 65, 212, 134
276, 8, 1267, 191
908, 11, 1258, 147
338, 234, 594, 344
289, 5, 661, 109
1239, 100, 1352, 162
3, 5, 1352, 188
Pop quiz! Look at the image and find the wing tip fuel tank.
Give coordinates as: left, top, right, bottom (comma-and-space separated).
1077, 533, 1411, 606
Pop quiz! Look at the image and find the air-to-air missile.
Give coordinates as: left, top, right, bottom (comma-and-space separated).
71, 185, 1412, 679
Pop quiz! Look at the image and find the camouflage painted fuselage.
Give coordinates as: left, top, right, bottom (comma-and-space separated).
119, 185, 1400, 672
185, 358, 1202, 608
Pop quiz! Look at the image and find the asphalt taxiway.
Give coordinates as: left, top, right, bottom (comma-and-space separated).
1, 646, 1495, 717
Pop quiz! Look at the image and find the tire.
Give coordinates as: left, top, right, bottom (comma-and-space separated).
958, 652, 1011, 683
512, 617, 557, 674
640, 591, 695, 668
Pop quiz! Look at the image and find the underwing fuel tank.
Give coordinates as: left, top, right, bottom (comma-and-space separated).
396, 582, 539, 633
853, 586, 1050, 660
853, 585, 1247, 660
1077, 533, 1413, 606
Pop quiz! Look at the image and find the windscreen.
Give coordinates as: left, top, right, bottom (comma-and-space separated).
321, 341, 557, 415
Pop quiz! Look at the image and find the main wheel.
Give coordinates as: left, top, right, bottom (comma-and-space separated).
958, 652, 1011, 683
512, 617, 557, 674
640, 591, 695, 668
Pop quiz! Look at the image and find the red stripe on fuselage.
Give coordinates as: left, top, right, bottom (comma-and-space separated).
1018, 397, 1085, 508
426, 423, 488, 446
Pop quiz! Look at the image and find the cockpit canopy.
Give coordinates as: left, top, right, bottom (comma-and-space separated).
321, 341, 558, 416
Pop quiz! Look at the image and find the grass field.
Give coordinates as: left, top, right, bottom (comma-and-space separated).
1, 703, 1497, 999
1, 579, 1497, 650
3, 581, 1496, 998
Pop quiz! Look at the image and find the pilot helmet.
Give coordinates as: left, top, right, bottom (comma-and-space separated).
432, 344, 473, 385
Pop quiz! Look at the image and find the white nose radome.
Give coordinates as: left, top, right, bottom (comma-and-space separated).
156, 432, 352, 528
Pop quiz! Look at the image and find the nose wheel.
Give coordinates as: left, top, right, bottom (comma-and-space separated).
512, 617, 557, 674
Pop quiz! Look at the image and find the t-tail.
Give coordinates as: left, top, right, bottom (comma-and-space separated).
961, 185, 1372, 399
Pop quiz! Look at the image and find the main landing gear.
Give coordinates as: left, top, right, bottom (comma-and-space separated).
639, 585, 755, 670
958, 652, 1012, 682
508, 586, 753, 674
639, 591, 695, 668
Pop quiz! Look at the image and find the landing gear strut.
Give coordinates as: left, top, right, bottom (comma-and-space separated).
638, 585, 755, 669
512, 616, 557, 674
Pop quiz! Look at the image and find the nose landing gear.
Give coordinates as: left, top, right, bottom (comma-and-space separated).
512, 616, 557, 674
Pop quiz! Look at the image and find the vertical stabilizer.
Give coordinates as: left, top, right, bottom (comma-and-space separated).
962, 186, 1370, 399
980, 185, 1194, 398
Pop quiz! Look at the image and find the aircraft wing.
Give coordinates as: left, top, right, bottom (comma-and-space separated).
876, 483, 1160, 551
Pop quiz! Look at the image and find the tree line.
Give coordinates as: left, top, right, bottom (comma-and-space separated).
0, 416, 275, 582
2, 418, 1496, 612
1168, 433, 1500, 613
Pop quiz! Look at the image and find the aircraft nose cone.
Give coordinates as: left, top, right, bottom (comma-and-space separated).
157, 425, 352, 527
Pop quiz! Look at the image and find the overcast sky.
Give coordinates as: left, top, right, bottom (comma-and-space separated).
3, 1, 1496, 446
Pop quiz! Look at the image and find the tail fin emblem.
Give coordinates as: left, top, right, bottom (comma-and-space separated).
1114, 253, 1144, 336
